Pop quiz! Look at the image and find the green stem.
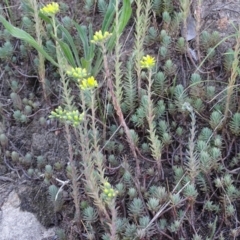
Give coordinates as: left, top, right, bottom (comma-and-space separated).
32, 0, 48, 102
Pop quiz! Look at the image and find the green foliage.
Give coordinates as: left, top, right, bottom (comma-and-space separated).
160, 30, 171, 47
141, 142, 150, 153
0, 41, 13, 60
204, 200, 220, 213
130, 95, 148, 127
183, 184, 198, 199
200, 30, 220, 52
84, 0, 94, 13
0, 29, 12, 40
147, 197, 160, 213
223, 48, 234, 72
62, 16, 73, 30
152, 0, 162, 16
176, 37, 186, 54
162, 11, 171, 25
124, 223, 137, 238
168, 219, 181, 233
162, 0, 174, 13
83, 206, 98, 223
229, 112, 240, 136
128, 187, 137, 199
106, 0, 132, 51
128, 130, 139, 147
2, 0, 240, 239
13, 110, 28, 123
163, 59, 176, 77
153, 71, 166, 95
0, 15, 58, 66
184, 104, 199, 182
207, 47, 216, 61
192, 98, 204, 112
128, 198, 144, 219
174, 84, 188, 112
11, 151, 19, 162
209, 110, 223, 130
0, 133, 8, 147
122, 59, 137, 113
198, 127, 212, 142
155, 100, 166, 118
48, 184, 64, 212
45, 40, 56, 56
190, 73, 202, 87
169, 12, 182, 34
149, 186, 168, 203
196, 173, 209, 193
145, 26, 159, 45
10, 92, 22, 110
22, 16, 34, 34
159, 45, 169, 59
98, 0, 108, 16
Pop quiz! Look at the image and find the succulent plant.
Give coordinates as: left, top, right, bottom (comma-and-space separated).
0, 133, 8, 147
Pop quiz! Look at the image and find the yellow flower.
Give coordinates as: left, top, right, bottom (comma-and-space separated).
79, 76, 98, 90
40, 2, 59, 16
91, 30, 112, 44
140, 55, 156, 69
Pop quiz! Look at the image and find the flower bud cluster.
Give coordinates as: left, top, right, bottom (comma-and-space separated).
91, 30, 112, 44
66, 67, 98, 91
66, 67, 88, 79
102, 181, 118, 201
50, 106, 84, 126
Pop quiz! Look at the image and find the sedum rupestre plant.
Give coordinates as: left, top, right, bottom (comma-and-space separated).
1, 0, 240, 239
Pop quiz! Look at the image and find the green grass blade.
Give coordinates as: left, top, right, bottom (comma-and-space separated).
87, 24, 95, 63
118, 0, 132, 33
58, 25, 81, 67
107, 0, 132, 50
74, 23, 90, 59
73, 22, 95, 72
0, 15, 58, 67
56, 38, 76, 67
92, 50, 103, 76
101, 0, 115, 32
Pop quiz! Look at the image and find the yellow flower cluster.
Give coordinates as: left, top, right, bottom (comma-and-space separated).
91, 30, 112, 44
140, 55, 156, 69
49, 106, 84, 126
79, 76, 98, 90
66, 67, 98, 91
40, 2, 59, 16
102, 182, 118, 201
66, 67, 88, 79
